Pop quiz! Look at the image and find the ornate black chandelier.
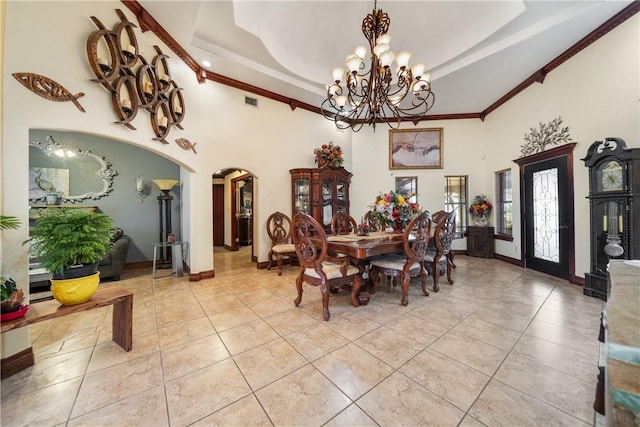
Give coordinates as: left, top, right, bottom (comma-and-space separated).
321, 1, 435, 132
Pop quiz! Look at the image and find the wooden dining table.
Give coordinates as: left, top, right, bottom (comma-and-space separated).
325, 231, 406, 305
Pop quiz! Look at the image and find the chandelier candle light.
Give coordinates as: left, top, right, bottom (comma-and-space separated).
321, 0, 435, 132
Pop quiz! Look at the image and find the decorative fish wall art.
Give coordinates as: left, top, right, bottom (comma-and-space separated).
175, 138, 197, 154
13, 72, 86, 112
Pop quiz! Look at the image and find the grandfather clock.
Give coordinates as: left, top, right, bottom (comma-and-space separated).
582, 137, 639, 300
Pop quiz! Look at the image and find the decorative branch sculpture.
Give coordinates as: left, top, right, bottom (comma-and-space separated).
520, 116, 573, 157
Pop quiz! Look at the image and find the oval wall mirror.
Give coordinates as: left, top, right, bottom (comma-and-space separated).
29, 135, 118, 203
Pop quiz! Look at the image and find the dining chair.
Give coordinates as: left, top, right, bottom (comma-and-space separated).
364, 211, 381, 232
292, 213, 363, 321
368, 210, 432, 306
424, 210, 457, 291
330, 211, 357, 235
266, 211, 297, 276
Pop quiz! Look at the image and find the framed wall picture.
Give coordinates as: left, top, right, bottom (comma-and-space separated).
389, 127, 443, 169
395, 176, 418, 203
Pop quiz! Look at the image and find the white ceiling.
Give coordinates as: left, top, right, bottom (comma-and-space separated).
138, 0, 635, 116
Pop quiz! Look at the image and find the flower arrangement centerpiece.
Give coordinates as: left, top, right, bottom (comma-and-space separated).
369, 190, 422, 232
314, 142, 343, 168
469, 194, 492, 226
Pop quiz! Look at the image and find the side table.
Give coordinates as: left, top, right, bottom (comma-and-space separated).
151, 241, 183, 279
467, 226, 495, 258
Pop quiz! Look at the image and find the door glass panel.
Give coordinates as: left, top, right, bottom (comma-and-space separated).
532, 168, 559, 262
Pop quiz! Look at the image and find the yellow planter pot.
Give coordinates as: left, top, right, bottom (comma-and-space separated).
50, 272, 100, 305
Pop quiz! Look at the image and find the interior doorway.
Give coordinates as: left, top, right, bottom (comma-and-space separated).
212, 169, 255, 269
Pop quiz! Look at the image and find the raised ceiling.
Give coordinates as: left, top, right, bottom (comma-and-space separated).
137, 0, 637, 118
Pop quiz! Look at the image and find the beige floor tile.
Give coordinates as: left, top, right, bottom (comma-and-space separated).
472, 305, 536, 333
385, 313, 450, 345
494, 353, 595, 423
165, 358, 252, 426
324, 310, 383, 341
157, 315, 216, 350
284, 322, 350, 361
198, 292, 248, 315
87, 330, 159, 373
68, 385, 169, 427
524, 319, 600, 356
452, 314, 522, 351
262, 307, 318, 336
207, 305, 260, 332
410, 303, 467, 328
430, 330, 508, 376
356, 371, 464, 426
72, 353, 164, 418
218, 318, 280, 355
191, 394, 273, 426
255, 364, 351, 426
313, 343, 394, 399
161, 333, 231, 380
400, 348, 490, 411
324, 404, 378, 426
355, 325, 425, 368
468, 380, 590, 426
0, 377, 82, 426
234, 338, 309, 390
534, 306, 602, 335
511, 334, 598, 382
1, 348, 92, 399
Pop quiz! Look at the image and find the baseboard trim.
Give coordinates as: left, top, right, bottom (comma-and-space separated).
1, 347, 35, 379
189, 270, 215, 282
495, 253, 524, 267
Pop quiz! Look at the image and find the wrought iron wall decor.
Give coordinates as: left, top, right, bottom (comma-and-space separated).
13, 72, 86, 112
520, 116, 572, 157
86, 9, 186, 144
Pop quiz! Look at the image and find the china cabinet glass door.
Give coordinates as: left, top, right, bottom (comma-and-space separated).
293, 178, 310, 215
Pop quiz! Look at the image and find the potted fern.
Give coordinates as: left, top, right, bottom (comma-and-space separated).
24, 209, 113, 305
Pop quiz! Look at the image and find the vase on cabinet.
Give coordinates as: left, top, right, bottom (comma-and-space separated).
473, 215, 488, 226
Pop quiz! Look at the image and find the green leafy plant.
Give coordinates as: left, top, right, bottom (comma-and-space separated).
24, 209, 113, 277
1, 276, 17, 301
0, 215, 21, 230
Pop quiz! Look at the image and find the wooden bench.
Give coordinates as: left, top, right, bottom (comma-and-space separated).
1, 287, 133, 352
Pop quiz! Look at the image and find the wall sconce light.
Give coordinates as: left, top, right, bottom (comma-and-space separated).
135, 170, 150, 204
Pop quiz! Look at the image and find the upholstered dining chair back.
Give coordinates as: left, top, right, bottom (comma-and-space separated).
292, 213, 363, 321
266, 211, 297, 276
424, 210, 457, 291
369, 210, 432, 306
330, 211, 357, 235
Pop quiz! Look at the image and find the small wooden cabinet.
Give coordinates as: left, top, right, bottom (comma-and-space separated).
467, 226, 495, 258
290, 166, 352, 232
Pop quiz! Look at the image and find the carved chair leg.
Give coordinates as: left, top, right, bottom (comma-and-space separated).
350, 275, 362, 307
400, 273, 410, 306
320, 280, 330, 321
432, 264, 440, 292
420, 268, 430, 296
294, 274, 304, 306
267, 251, 275, 270
277, 255, 283, 276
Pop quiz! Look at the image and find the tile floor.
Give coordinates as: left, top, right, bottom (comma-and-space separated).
1, 248, 605, 426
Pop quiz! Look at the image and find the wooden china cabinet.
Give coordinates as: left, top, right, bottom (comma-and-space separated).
290, 166, 352, 232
